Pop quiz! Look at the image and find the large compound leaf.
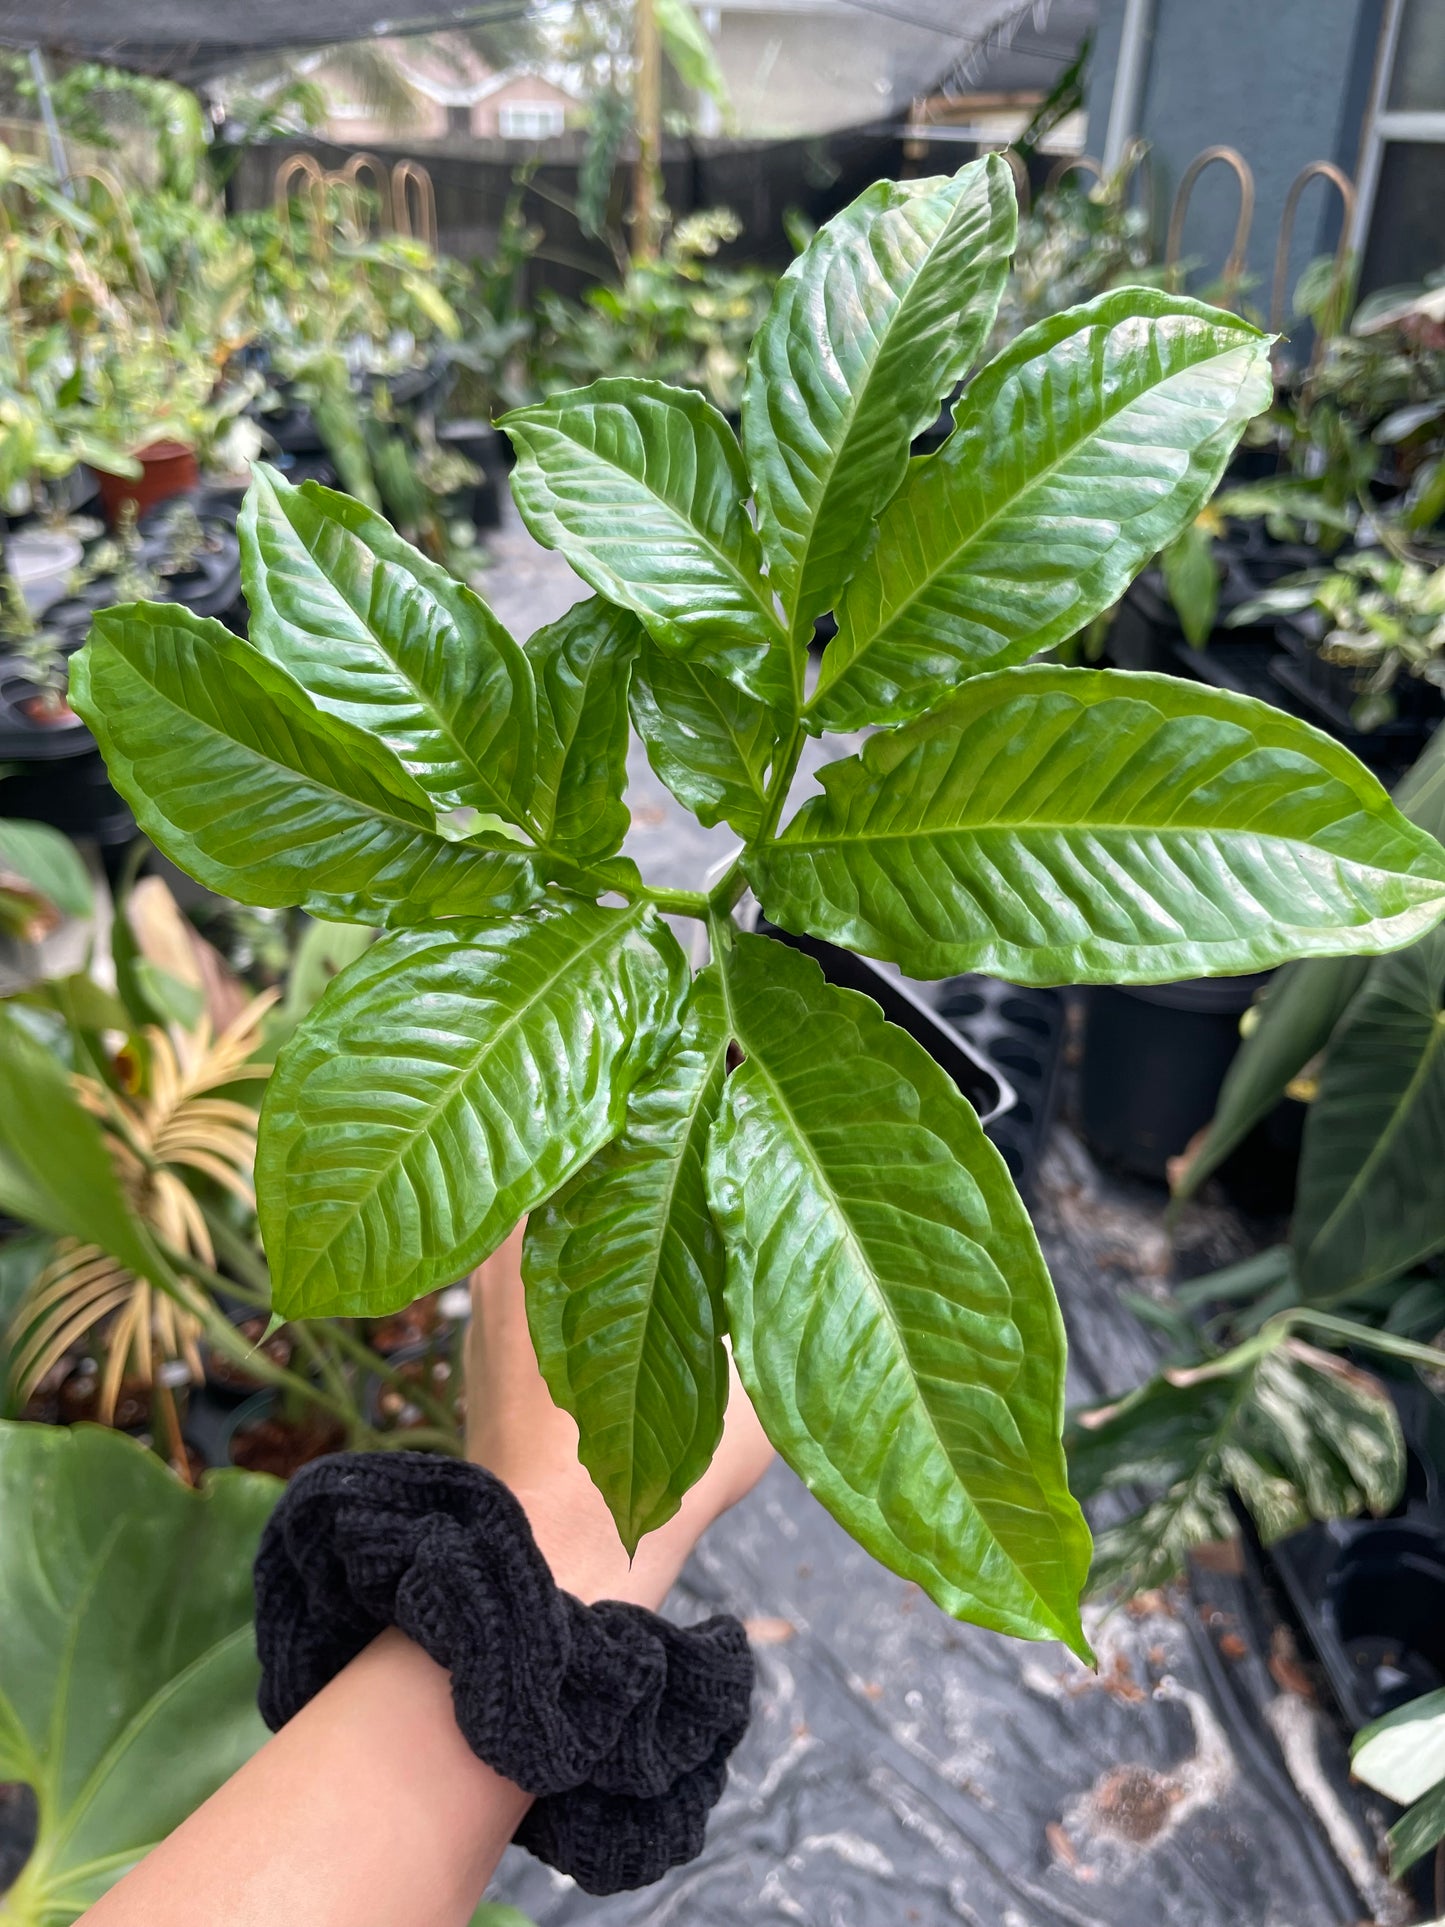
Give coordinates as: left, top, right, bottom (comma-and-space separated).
258, 902, 688, 1319
812, 290, 1273, 730
628, 635, 774, 838
526, 597, 638, 868
503, 379, 786, 699
1175, 955, 1369, 1198
743, 156, 1015, 636
752, 668, 1445, 986
0, 1008, 153, 1282
1294, 923, 1445, 1302
71, 606, 537, 926
524, 969, 730, 1552
706, 932, 1091, 1652
240, 465, 536, 820
0, 1423, 276, 1925
1067, 1333, 1404, 1600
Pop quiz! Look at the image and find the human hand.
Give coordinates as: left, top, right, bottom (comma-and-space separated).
465, 1224, 773, 1610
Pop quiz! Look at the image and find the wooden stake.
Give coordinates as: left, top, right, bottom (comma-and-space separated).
633, 0, 662, 260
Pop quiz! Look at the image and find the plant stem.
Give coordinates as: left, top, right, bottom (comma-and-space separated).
643, 885, 710, 917
327, 1316, 460, 1437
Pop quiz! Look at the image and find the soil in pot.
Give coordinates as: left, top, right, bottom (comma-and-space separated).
226, 1392, 346, 1477
204, 1314, 296, 1402
1080, 973, 1271, 1182
95, 442, 200, 527
0, 644, 135, 845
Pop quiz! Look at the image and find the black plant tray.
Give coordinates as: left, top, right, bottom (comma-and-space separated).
752, 915, 1012, 1129
934, 977, 1065, 1196
1267, 1380, 1445, 1730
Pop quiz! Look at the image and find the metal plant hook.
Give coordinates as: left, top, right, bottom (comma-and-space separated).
1000, 147, 1032, 218
392, 160, 438, 249
1044, 153, 1102, 196
340, 153, 393, 236
1165, 145, 1256, 307
1270, 160, 1357, 334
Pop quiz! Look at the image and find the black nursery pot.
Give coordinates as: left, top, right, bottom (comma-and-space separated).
1079, 973, 1269, 1182
0, 650, 133, 846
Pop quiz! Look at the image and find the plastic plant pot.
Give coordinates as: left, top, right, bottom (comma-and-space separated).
5, 527, 83, 615
0, 652, 134, 846
1079, 973, 1270, 1182
222, 1389, 346, 1479
94, 442, 201, 527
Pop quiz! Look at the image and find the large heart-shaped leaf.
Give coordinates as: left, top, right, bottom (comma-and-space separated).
752, 667, 1445, 985
0, 1008, 153, 1282
524, 969, 730, 1552
1294, 922, 1445, 1302
628, 635, 774, 838
744, 155, 1015, 636
71, 606, 537, 926
258, 902, 689, 1319
0, 1422, 276, 1925
811, 290, 1273, 730
706, 931, 1090, 1652
525, 597, 639, 868
240, 464, 536, 820
502, 379, 787, 699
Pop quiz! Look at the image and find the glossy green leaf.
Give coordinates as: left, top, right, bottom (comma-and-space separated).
1354, 1689, 1445, 1806
240, 464, 536, 819
812, 291, 1273, 730
0, 1007, 153, 1281
1176, 955, 1369, 1199
71, 605, 537, 927
628, 634, 774, 837
706, 931, 1091, 1653
1294, 922, 1445, 1302
258, 902, 689, 1319
526, 597, 639, 867
524, 969, 731, 1551
1387, 1779, 1445, 1879
1068, 1331, 1404, 1599
752, 668, 1445, 986
743, 155, 1015, 634
502, 378, 786, 697
0, 1422, 277, 1925
0, 820, 91, 939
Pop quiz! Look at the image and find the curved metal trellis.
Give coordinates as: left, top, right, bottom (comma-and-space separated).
1166, 144, 1256, 308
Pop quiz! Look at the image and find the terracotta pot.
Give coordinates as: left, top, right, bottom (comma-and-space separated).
94, 440, 199, 526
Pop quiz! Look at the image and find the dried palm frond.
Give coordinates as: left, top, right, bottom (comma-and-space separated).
7, 991, 278, 1456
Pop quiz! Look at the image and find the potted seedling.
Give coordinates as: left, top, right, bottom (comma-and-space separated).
70, 160, 1445, 1656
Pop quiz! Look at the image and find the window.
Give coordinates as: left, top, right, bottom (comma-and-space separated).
498, 101, 565, 141
1354, 0, 1445, 292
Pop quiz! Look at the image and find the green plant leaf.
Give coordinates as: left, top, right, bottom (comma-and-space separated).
526, 597, 639, 867
706, 931, 1091, 1653
1387, 1780, 1445, 1879
0, 820, 91, 939
1294, 922, 1445, 1302
71, 605, 537, 927
524, 968, 730, 1552
0, 1422, 277, 1925
752, 667, 1445, 986
502, 379, 787, 701
0, 1008, 153, 1281
1354, 1689, 1445, 1805
1161, 519, 1219, 649
812, 291, 1273, 730
655, 0, 728, 103
628, 635, 774, 837
240, 464, 537, 820
258, 902, 689, 1319
1067, 1331, 1404, 1599
743, 155, 1015, 635
1175, 955, 1369, 1199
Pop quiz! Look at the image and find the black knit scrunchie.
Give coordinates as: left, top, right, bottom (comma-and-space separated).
252, 1452, 754, 1895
